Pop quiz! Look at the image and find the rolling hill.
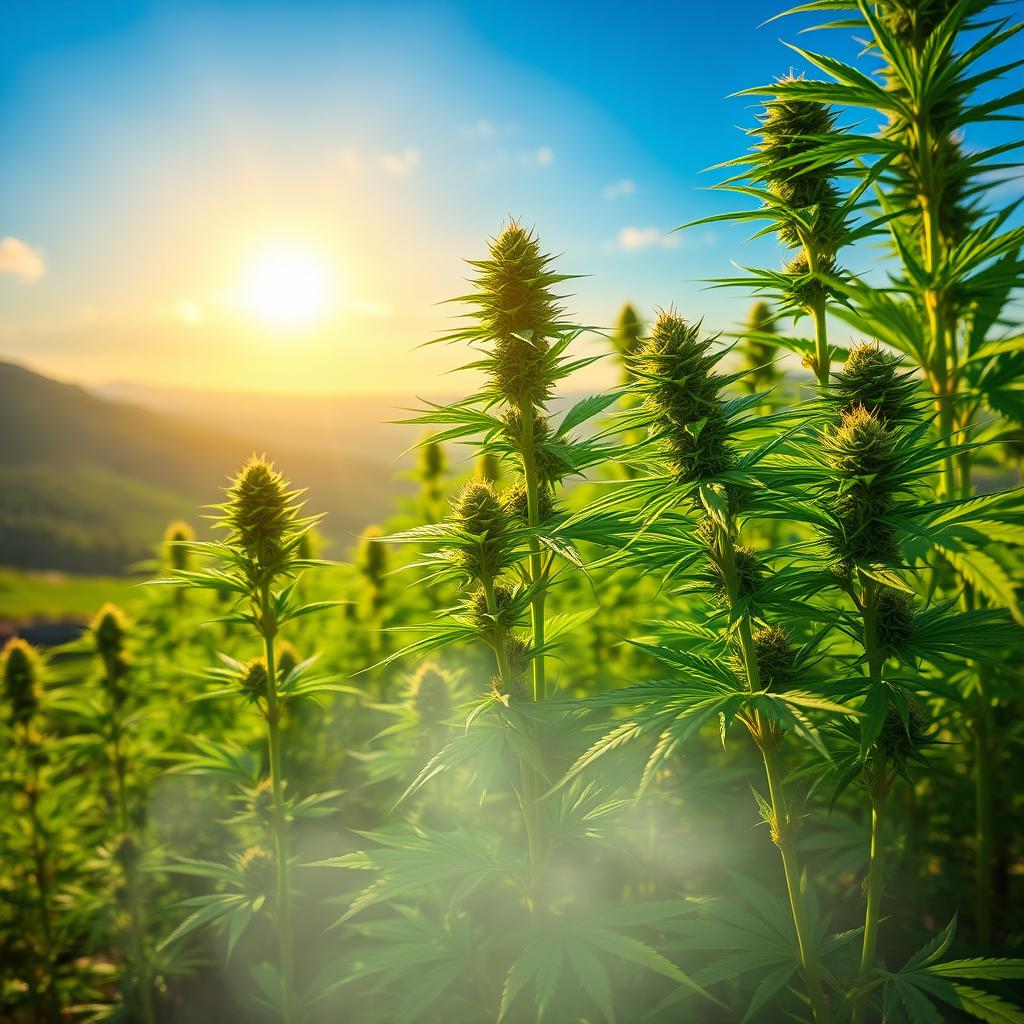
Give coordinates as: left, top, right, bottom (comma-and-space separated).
0, 361, 406, 574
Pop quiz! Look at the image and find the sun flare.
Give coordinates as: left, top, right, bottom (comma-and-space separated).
239, 244, 334, 329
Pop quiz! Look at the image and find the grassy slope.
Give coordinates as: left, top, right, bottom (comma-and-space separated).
0, 361, 402, 574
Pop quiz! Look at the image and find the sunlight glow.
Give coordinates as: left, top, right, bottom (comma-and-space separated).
239, 244, 335, 329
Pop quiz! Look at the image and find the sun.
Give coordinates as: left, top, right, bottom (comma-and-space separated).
239, 244, 334, 329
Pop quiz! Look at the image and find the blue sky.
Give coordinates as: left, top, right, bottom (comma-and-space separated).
0, 1, 1018, 393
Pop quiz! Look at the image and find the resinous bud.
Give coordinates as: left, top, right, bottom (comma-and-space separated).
225, 456, 296, 564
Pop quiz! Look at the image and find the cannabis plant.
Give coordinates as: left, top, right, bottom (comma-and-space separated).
157, 456, 339, 1023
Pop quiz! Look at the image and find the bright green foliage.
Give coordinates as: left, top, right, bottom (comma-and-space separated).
2, 6, 1024, 1024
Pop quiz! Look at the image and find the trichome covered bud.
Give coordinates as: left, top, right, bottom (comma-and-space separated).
831, 342, 918, 423
637, 311, 734, 483
224, 456, 299, 567
477, 222, 563, 406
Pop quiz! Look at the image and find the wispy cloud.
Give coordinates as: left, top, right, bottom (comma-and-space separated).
339, 145, 422, 177
378, 147, 421, 177
615, 226, 680, 252
0, 237, 46, 281
603, 179, 636, 200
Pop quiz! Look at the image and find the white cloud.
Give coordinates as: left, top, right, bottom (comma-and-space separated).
378, 147, 421, 177
339, 146, 421, 177
616, 226, 680, 252
0, 237, 46, 281
603, 179, 636, 200
533, 146, 554, 167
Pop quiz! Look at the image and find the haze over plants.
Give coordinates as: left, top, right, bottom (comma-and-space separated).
2, 1, 1024, 1023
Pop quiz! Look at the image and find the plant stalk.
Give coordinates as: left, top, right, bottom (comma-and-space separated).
261, 584, 297, 1024
720, 530, 831, 1023
853, 791, 888, 1024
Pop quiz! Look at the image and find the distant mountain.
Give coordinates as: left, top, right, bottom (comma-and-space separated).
0, 361, 406, 574
92, 380, 448, 463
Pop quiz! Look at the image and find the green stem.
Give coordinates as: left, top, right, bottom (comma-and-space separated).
261, 585, 296, 1024
518, 401, 547, 702
974, 680, 994, 947
720, 530, 831, 1023
111, 715, 155, 1024
803, 246, 829, 387
481, 576, 543, 902
760, 742, 832, 1024
27, 753, 59, 1022
853, 791, 888, 1024
810, 294, 830, 388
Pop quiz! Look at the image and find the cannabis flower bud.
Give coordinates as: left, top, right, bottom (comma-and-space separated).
163, 520, 195, 573
237, 845, 277, 899
92, 603, 129, 662
450, 481, 509, 579
638, 311, 734, 483
238, 658, 269, 704
875, 702, 929, 777
408, 662, 453, 725
831, 342, 918, 423
2, 637, 42, 727
357, 526, 388, 585
875, 588, 916, 654
479, 222, 562, 406
751, 626, 797, 691
475, 452, 501, 485
826, 406, 898, 477
224, 456, 298, 566
276, 641, 300, 682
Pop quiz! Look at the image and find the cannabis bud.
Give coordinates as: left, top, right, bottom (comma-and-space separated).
613, 303, 644, 381
475, 452, 501, 484
2, 637, 42, 727
408, 662, 453, 725
238, 658, 269, 704
831, 342, 917, 423
741, 301, 780, 391
637, 311, 734, 483
875, 588, 916, 654
492, 634, 531, 703
92, 602, 128, 662
502, 477, 553, 526
875, 703, 929, 778
711, 545, 763, 604
251, 776, 275, 825
163, 520, 195, 573
751, 626, 796, 691
826, 406, 898, 477
224, 456, 298, 567
757, 76, 843, 250
418, 438, 445, 482
478, 222, 563, 406
358, 526, 388, 585
450, 481, 509, 579
468, 582, 518, 641
237, 845, 277, 899
784, 249, 838, 309
276, 641, 300, 682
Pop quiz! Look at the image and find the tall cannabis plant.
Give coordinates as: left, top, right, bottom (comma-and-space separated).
760, 0, 1024, 948
158, 456, 338, 1024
